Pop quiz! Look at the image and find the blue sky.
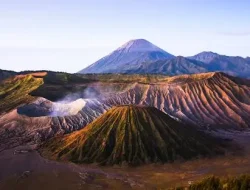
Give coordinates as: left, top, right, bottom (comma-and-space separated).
0, 0, 249, 73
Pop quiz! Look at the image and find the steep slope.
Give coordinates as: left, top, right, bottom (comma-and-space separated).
0, 74, 44, 114
189, 52, 250, 77
79, 39, 174, 74
40, 105, 225, 166
104, 72, 250, 128
133, 56, 207, 75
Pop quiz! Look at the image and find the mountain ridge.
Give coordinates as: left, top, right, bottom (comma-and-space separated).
78, 39, 250, 77
189, 51, 220, 63
130, 56, 207, 75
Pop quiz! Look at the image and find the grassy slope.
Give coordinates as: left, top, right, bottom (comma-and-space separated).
0, 75, 44, 114
0, 71, 91, 113
77, 72, 218, 84
41, 105, 226, 166
79, 73, 170, 83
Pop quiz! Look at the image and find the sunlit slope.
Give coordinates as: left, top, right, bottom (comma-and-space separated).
104, 72, 250, 128
0, 74, 44, 114
41, 105, 225, 166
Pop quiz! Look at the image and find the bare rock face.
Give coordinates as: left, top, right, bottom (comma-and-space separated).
0, 109, 52, 151
102, 72, 250, 128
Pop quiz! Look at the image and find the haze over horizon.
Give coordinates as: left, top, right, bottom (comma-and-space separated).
0, 0, 249, 73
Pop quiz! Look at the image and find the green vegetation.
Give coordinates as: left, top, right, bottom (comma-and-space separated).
77, 72, 221, 85
43, 72, 95, 85
172, 175, 250, 190
79, 73, 170, 83
29, 72, 95, 101
0, 75, 43, 114
40, 105, 226, 166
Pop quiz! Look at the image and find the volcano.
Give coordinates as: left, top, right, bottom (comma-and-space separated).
79, 39, 174, 74
40, 105, 225, 166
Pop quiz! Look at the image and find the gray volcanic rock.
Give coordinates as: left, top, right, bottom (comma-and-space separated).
79, 39, 174, 74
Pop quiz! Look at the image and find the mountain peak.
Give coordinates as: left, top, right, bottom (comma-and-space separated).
190, 51, 220, 63
176, 55, 186, 60
79, 39, 174, 74
195, 51, 219, 57
116, 39, 166, 53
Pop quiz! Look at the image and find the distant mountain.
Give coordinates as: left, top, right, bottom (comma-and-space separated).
132, 56, 207, 75
40, 105, 225, 166
79, 39, 250, 77
189, 52, 250, 77
189, 51, 219, 63
79, 39, 174, 74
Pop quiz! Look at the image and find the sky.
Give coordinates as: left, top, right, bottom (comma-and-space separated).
0, 0, 249, 73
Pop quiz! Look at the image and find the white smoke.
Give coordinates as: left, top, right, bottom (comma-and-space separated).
48, 86, 103, 116
17, 85, 116, 117
49, 99, 87, 116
